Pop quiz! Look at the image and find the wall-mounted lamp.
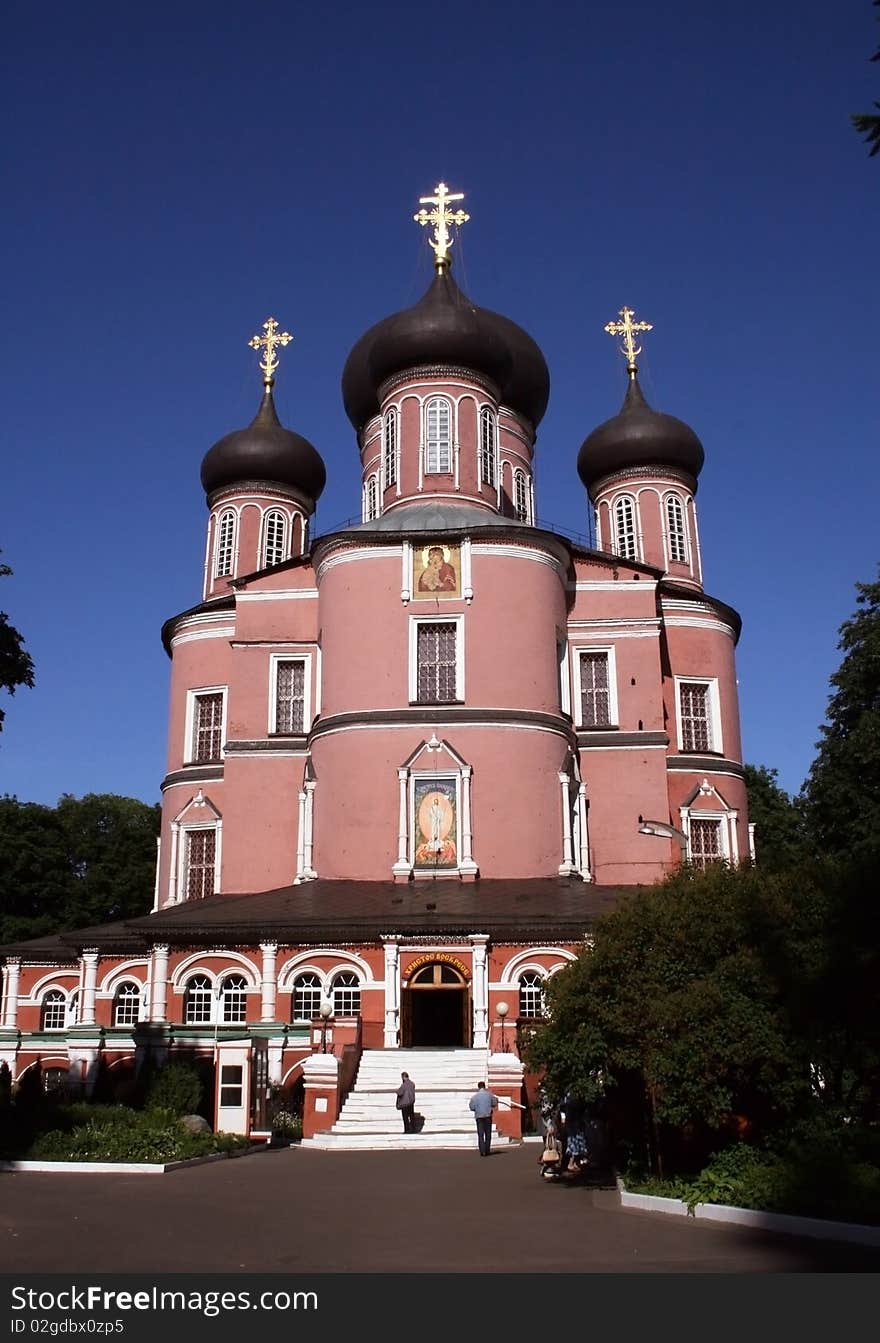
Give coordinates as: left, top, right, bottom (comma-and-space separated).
497, 1000, 510, 1053
637, 815, 688, 852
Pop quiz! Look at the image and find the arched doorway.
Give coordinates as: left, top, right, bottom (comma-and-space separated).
402, 962, 470, 1047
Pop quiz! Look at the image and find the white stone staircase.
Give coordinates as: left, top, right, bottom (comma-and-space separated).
306, 1048, 515, 1150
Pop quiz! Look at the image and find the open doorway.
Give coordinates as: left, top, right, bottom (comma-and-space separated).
401, 962, 470, 1046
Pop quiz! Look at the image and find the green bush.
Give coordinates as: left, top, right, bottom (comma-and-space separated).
26, 1108, 248, 1163
145, 1062, 202, 1117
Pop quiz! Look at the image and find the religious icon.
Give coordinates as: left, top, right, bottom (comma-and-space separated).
413, 778, 458, 868
413, 543, 460, 598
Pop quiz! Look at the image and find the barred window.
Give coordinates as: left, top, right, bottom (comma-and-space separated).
689, 818, 722, 869
113, 981, 141, 1027
331, 971, 360, 1017
479, 407, 497, 487
221, 974, 248, 1024
184, 974, 213, 1025
416, 622, 457, 703
613, 496, 637, 559
185, 828, 216, 901
292, 972, 323, 1021
680, 682, 712, 751
513, 470, 530, 522
666, 494, 687, 563
425, 398, 452, 473
518, 971, 546, 1019
383, 409, 398, 487
41, 990, 66, 1031
263, 510, 288, 568
215, 510, 236, 577
579, 652, 610, 727
365, 474, 379, 521
274, 660, 305, 734
192, 693, 223, 763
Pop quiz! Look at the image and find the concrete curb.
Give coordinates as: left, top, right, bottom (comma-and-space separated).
617, 1180, 880, 1247
0, 1147, 258, 1175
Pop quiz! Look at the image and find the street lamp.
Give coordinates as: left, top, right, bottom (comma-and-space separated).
318, 999, 333, 1054
637, 815, 688, 853
497, 1000, 510, 1053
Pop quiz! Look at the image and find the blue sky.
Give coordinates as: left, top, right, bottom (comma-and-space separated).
2, 0, 878, 806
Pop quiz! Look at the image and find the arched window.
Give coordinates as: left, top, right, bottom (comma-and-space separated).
364, 474, 379, 521
184, 974, 213, 1025
292, 972, 323, 1021
479, 407, 497, 487
613, 496, 638, 559
331, 971, 360, 1017
221, 974, 248, 1024
215, 510, 236, 577
424, 398, 452, 474
513, 470, 530, 522
666, 494, 687, 563
518, 972, 546, 1019
113, 981, 141, 1027
263, 510, 288, 568
41, 990, 67, 1031
383, 408, 398, 488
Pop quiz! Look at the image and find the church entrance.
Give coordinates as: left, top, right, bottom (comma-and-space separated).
402, 962, 470, 1047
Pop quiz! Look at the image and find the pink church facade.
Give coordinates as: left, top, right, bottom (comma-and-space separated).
0, 200, 750, 1139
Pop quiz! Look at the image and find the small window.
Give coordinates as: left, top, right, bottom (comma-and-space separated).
666, 494, 687, 563
579, 652, 611, 727
221, 974, 248, 1024
41, 990, 67, 1031
191, 692, 223, 763
292, 972, 323, 1021
383, 409, 398, 488
215, 510, 236, 577
331, 971, 360, 1017
184, 974, 213, 1025
513, 470, 530, 522
425, 398, 452, 474
518, 972, 546, 1019
185, 829, 216, 901
680, 682, 712, 751
689, 818, 722, 869
365, 474, 379, 521
274, 660, 305, 734
263, 510, 288, 568
613, 496, 638, 560
42, 1066, 68, 1094
219, 1063, 243, 1107
479, 407, 497, 487
113, 981, 141, 1027
416, 621, 458, 703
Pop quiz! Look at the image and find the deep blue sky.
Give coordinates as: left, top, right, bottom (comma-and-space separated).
2, 1, 878, 807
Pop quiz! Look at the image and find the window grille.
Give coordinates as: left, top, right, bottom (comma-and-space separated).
185, 828, 216, 900
263, 510, 287, 568
41, 991, 66, 1031
184, 974, 213, 1025
275, 660, 305, 733
614, 497, 637, 559
689, 818, 722, 869
192, 693, 223, 762
416, 622, 457, 703
383, 409, 398, 487
331, 971, 360, 1016
425, 398, 452, 473
114, 982, 141, 1027
680, 682, 712, 751
479, 408, 497, 486
292, 973, 323, 1021
42, 1067, 68, 1094
221, 974, 248, 1024
579, 652, 611, 727
518, 972, 546, 1018
215, 511, 236, 577
513, 470, 530, 522
666, 494, 687, 563
365, 475, 379, 521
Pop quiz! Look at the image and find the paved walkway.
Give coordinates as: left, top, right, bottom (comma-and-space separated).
2, 1144, 879, 1273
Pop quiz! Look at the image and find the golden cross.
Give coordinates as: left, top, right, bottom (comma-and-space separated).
604, 306, 653, 375
248, 317, 293, 387
413, 181, 469, 270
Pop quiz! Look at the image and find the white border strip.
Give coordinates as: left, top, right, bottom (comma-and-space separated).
618, 1185, 880, 1246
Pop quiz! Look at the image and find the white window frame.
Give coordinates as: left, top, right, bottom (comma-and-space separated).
479, 406, 497, 487
409, 614, 465, 704
363, 473, 379, 522
685, 812, 730, 868
291, 972, 324, 1023
268, 653, 312, 734
675, 676, 722, 754
557, 638, 571, 716
184, 974, 215, 1025
410, 770, 463, 872
262, 509, 289, 569
113, 981, 142, 1027
184, 686, 228, 764
665, 492, 688, 564
518, 971, 547, 1019
179, 824, 220, 901
424, 396, 453, 474
220, 974, 249, 1025
214, 509, 237, 578
613, 495, 639, 560
40, 989, 68, 1032
330, 970, 361, 1017
383, 408, 398, 489
513, 469, 530, 522
572, 646, 618, 728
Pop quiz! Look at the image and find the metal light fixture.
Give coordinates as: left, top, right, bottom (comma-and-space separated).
318, 998, 333, 1054
497, 1000, 510, 1053
637, 815, 688, 852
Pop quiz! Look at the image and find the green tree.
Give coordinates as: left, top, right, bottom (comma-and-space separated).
0, 797, 71, 944
744, 764, 807, 870
852, 0, 880, 157
802, 573, 880, 858
0, 557, 34, 734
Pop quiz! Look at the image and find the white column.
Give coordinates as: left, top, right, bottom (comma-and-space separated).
382, 940, 400, 1048
80, 950, 99, 1027
392, 769, 411, 877
295, 791, 307, 882
152, 836, 161, 912
558, 772, 575, 875
213, 820, 223, 894
168, 822, 180, 905
748, 821, 756, 863
470, 935, 489, 1050
728, 810, 740, 865
2, 958, 21, 1029
459, 767, 478, 876
577, 783, 591, 881
260, 942, 278, 1022
150, 944, 170, 1023
303, 781, 317, 879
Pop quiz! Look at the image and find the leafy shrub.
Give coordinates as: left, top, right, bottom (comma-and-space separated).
145, 1062, 202, 1117
26, 1107, 247, 1163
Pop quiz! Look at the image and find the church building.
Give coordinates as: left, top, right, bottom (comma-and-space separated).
0, 185, 749, 1144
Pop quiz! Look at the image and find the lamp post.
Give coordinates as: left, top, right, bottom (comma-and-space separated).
318, 999, 333, 1054
497, 1000, 509, 1053
637, 816, 688, 854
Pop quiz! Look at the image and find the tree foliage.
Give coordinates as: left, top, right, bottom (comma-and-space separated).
0, 557, 34, 734
743, 763, 807, 870
852, 0, 880, 157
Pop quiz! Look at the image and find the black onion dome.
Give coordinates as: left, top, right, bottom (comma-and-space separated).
577, 375, 704, 495
200, 387, 327, 503
341, 268, 550, 431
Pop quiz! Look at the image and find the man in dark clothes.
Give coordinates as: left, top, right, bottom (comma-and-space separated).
396, 1072, 416, 1134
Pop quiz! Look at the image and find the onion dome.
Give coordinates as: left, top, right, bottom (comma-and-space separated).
341, 267, 550, 431
577, 374, 704, 496
200, 386, 326, 502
